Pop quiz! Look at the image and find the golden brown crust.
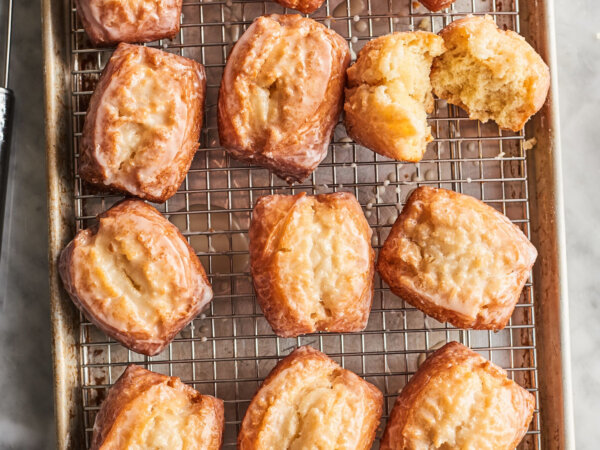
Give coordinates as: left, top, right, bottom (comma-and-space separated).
80, 43, 206, 203
249, 192, 374, 337
344, 32, 445, 162
430, 15, 550, 131
419, 0, 455, 12
91, 365, 224, 450
273, 0, 324, 14
377, 187, 537, 330
218, 15, 350, 183
75, 0, 182, 47
238, 346, 383, 449
59, 199, 213, 356
380, 342, 535, 449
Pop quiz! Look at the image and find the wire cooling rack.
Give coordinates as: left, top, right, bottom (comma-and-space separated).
68, 0, 541, 447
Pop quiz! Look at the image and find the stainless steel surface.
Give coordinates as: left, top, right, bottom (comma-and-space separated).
43, 0, 574, 448
0, 0, 14, 273
0, 88, 14, 263
1, 0, 12, 88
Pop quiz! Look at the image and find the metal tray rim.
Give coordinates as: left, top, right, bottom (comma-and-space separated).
541, 0, 575, 447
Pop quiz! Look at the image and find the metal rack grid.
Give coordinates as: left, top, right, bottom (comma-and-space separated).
67, 0, 541, 447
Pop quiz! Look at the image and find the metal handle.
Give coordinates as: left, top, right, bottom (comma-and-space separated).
0, 86, 14, 259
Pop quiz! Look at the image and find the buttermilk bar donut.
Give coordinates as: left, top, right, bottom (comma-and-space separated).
59, 199, 213, 356
218, 15, 350, 183
238, 346, 383, 449
76, 0, 183, 46
377, 187, 537, 330
430, 15, 550, 131
249, 192, 374, 337
381, 342, 535, 449
91, 365, 224, 449
80, 43, 205, 203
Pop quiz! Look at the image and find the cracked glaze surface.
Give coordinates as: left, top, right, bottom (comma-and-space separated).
238, 346, 383, 450
218, 14, 349, 182
80, 43, 205, 202
249, 192, 374, 337
59, 200, 213, 356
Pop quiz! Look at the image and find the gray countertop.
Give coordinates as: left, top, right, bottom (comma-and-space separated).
555, 0, 600, 445
0, 0, 597, 448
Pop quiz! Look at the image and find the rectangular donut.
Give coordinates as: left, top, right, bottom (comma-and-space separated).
377, 186, 537, 330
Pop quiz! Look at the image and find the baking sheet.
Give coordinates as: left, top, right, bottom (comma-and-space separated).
42, 0, 575, 448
